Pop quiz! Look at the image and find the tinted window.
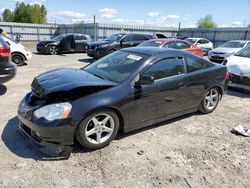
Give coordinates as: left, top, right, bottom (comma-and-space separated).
74, 35, 87, 40
132, 35, 149, 41
122, 35, 133, 42
138, 40, 163, 47
163, 42, 191, 49
143, 58, 184, 80
185, 54, 213, 73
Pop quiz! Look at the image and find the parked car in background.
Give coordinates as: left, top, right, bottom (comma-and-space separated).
86, 33, 154, 59
185, 37, 213, 54
18, 47, 228, 158
138, 38, 204, 56
223, 46, 250, 91
0, 36, 16, 84
37, 33, 92, 55
1, 35, 32, 66
208, 40, 250, 63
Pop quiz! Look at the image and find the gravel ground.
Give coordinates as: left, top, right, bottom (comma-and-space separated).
0, 43, 250, 188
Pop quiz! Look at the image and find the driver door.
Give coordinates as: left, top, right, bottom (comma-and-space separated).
123, 57, 190, 131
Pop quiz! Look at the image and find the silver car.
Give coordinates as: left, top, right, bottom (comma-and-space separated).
208, 40, 250, 63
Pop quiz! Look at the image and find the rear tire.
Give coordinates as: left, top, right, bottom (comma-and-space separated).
12, 53, 25, 66
198, 87, 220, 113
76, 110, 120, 150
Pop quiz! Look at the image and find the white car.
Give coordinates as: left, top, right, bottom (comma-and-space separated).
1, 35, 32, 65
224, 46, 250, 91
185, 37, 213, 54
208, 40, 250, 63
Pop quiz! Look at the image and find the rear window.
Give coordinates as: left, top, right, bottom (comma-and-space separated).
185, 54, 214, 73
222, 41, 246, 48
139, 40, 163, 47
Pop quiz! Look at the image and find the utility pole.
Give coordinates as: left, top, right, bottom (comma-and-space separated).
94, 15, 97, 41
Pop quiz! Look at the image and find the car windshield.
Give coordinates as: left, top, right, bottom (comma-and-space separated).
84, 50, 149, 83
185, 38, 197, 44
222, 41, 246, 48
104, 34, 124, 42
52, 34, 67, 41
138, 40, 163, 47
235, 47, 250, 58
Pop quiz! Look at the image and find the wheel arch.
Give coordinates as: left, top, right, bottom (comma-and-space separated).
75, 106, 125, 137
11, 51, 26, 60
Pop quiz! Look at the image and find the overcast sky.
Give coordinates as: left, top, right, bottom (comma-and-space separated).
1, 0, 250, 27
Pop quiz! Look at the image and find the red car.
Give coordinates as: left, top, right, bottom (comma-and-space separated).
138, 38, 204, 56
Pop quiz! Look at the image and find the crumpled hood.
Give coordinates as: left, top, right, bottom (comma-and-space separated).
226, 55, 250, 77
211, 47, 241, 54
31, 68, 117, 98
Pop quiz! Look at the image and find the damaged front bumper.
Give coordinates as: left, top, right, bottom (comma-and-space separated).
17, 96, 75, 159
18, 115, 73, 159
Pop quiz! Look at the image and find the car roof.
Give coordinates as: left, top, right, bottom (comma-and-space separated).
121, 47, 180, 56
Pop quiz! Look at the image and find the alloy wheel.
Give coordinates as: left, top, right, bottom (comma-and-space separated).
205, 88, 219, 110
85, 113, 115, 144
49, 46, 58, 55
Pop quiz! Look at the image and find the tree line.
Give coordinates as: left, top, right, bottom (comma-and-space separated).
0, 2, 47, 24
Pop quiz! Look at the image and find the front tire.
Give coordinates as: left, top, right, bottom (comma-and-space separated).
12, 53, 25, 66
49, 46, 59, 55
76, 110, 120, 150
199, 87, 220, 113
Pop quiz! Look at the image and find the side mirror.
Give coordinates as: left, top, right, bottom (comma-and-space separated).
135, 75, 155, 86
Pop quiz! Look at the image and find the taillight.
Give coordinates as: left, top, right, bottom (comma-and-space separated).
225, 72, 230, 81
0, 47, 10, 57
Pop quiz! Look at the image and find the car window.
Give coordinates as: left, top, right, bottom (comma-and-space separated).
122, 35, 133, 42
222, 41, 246, 48
246, 42, 250, 47
185, 54, 213, 73
235, 47, 250, 58
203, 39, 209, 44
143, 57, 184, 80
84, 51, 149, 83
163, 42, 176, 48
74, 35, 87, 40
138, 40, 163, 47
132, 35, 149, 41
197, 40, 203, 44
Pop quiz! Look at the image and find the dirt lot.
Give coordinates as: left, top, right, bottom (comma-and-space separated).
0, 43, 250, 188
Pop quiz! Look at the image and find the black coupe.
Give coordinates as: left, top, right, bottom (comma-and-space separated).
18, 47, 228, 158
